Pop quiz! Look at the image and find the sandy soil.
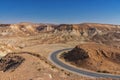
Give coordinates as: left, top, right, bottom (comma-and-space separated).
0, 37, 119, 80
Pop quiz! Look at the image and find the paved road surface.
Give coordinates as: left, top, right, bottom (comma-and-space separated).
49, 48, 120, 79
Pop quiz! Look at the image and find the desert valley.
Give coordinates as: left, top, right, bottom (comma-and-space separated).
0, 22, 119, 80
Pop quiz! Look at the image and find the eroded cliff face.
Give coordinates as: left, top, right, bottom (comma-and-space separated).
0, 23, 119, 47
0, 23, 119, 36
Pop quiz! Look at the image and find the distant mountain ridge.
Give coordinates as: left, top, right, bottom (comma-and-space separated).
0, 22, 119, 47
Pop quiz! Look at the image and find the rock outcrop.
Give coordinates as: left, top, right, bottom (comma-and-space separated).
0, 53, 25, 72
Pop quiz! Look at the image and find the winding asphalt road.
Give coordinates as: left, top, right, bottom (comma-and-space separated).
49, 48, 120, 79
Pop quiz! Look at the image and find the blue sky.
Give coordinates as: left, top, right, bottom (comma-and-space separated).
0, 0, 120, 24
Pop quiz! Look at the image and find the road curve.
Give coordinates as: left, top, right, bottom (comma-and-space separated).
49, 48, 120, 79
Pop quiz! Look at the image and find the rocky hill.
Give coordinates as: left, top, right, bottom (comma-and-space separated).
61, 42, 120, 74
